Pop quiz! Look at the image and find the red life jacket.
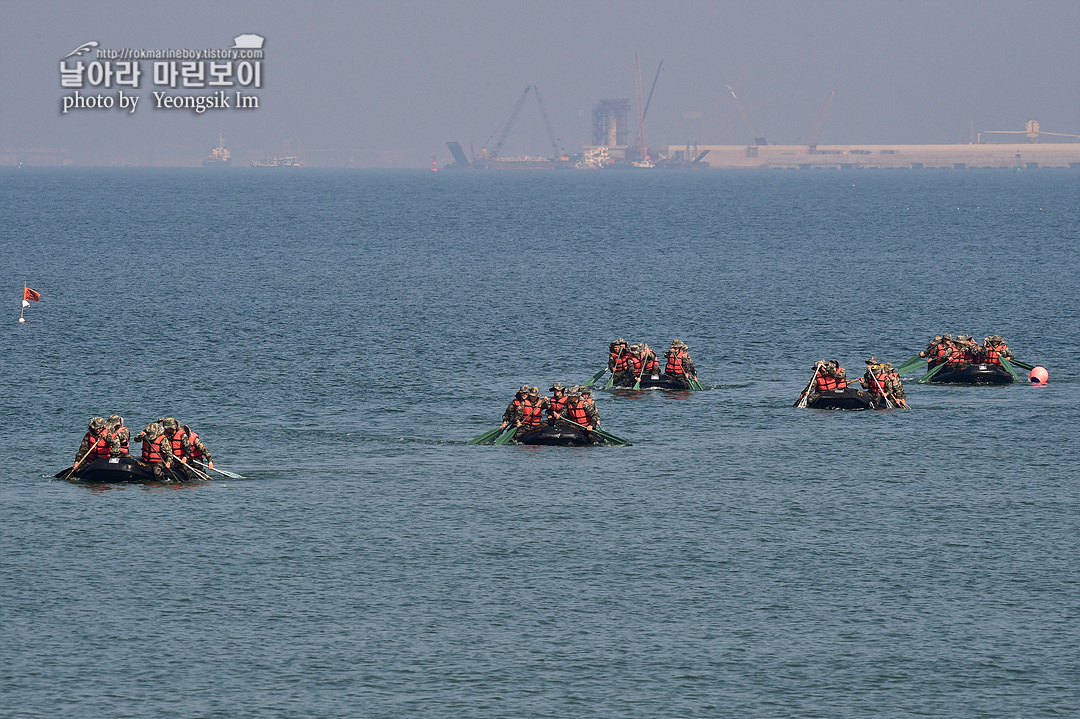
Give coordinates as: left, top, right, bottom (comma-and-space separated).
930, 343, 950, 366
167, 430, 186, 458
521, 398, 544, 429
142, 435, 166, 464
548, 395, 567, 415
815, 373, 847, 392
626, 353, 643, 375
866, 370, 887, 397
665, 349, 685, 376
86, 431, 111, 461
642, 353, 659, 375
983, 344, 1003, 365
610, 350, 629, 372
565, 400, 590, 426
186, 429, 205, 459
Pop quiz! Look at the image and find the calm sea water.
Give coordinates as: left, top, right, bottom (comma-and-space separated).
1, 168, 1078, 718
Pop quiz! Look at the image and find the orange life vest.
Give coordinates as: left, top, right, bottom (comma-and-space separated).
85, 431, 111, 461
665, 349, 685, 376
142, 435, 167, 464
610, 350, 629, 372
565, 400, 590, 426
520, 398, 544, 429
866, 370, 887, 397
167, 430, 186, 458
815, 372, 847, 392
548, 395, 567, 415
626, 353, 643, 375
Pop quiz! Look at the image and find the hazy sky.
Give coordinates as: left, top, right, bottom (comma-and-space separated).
2, 0, 1078, 166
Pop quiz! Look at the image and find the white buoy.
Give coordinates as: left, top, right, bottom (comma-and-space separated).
18, 317, 25, 323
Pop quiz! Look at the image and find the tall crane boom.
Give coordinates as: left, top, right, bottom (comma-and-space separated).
634, 54, 647, 159
531, 85, 562, 159
726, 85, 760, 145
643, 60, 663, 124
489, 86, 533, 161
806, 89, 836, 152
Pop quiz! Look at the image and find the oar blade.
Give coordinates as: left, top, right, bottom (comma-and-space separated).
1010, 359, 1035, 371
999, 357, 1020, 381
584, 368, 607, 387
895, 354, 925, 375
467, 427, 504, 445
493, 427, 517, 446
917, 363, 946, 384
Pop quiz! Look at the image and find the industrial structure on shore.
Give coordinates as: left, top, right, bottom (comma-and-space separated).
446, 54, 1080, 171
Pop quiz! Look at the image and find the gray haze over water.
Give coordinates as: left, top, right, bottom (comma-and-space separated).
2, 1, 1079, 166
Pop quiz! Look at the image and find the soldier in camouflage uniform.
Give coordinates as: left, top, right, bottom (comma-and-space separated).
181, 424, 214, 470
556, 387, 601, 431
881, 362, 908, 407
105, 414, 130, 456
72, 416, 114, 474
133, 421, 177, 482
512, 386, 549, 440
501, 385, 531, 429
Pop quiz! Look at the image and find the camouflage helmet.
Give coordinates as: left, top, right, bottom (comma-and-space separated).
567, 387, 581, 397
144, 422, 163, 437
518, 384, 530, 394
865, 356, 879, 365
88, 416, 107, 431
529, 386, 541, 397
933, 335, 943, 342
580, 385, 592, 395
161, 417, 179, 431
943, 333, 953, 341
884, 362, 895, 371
106, 414, 123, 428
549, 382, 564, 392
958, 334, 972, 342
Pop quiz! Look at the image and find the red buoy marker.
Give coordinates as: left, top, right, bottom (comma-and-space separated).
1030, 366, 1049, 384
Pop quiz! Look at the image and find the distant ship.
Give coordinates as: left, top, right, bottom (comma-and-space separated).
251, 156, 301, 167
203, 133, 232, 166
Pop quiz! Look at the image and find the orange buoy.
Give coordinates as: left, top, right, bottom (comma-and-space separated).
1029, 366, 1049, 384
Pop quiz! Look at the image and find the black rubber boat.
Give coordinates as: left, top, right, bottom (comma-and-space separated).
55, 456, 198, 484
928, 363, 1013, 385
806, 387, 879, 410
636, 373, 694, 390
518, 425, 596, 446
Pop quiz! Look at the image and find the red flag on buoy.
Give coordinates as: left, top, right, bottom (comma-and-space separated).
23, 287, 40, 302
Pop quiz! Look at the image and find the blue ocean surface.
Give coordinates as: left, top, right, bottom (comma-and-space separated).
1, 168, 1078, 718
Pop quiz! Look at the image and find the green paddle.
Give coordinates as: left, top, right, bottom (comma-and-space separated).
467, 427, 504, 445
895, 354, 926, 375
493, 426, 517, 445
1009, 359, 1034, 371
689, 378, 704, 391
916, 363, 947, 384
559, 417, 631, 446
999, 357, 1020, 382
584, 368, 608, 387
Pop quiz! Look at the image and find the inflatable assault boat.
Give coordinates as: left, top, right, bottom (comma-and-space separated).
611, 373, 695, 390
928, 363, 1013, 385
518, 425, 596, 446
807, 387, 879, 410
56, 456, 201, 484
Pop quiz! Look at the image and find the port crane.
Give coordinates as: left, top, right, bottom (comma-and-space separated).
633, 56, 664, 161
483, 85, 563, 164
726, 85, 765, 146
806, 89, 836, 152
